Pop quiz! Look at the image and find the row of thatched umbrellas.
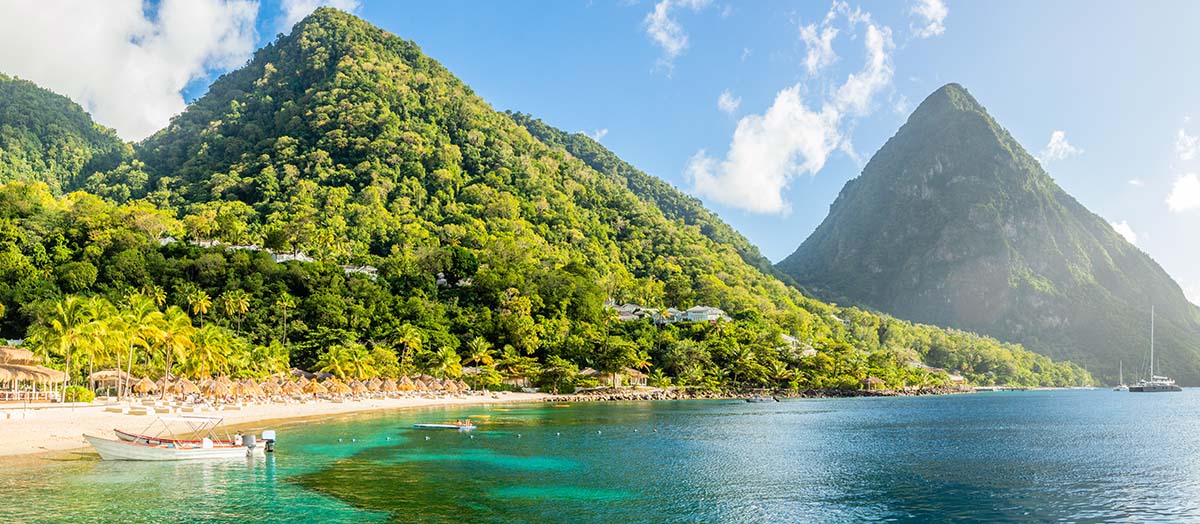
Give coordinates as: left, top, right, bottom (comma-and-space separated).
115, 373, 471, 398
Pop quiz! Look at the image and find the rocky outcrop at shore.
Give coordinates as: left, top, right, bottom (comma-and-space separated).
545, 386, 971, 403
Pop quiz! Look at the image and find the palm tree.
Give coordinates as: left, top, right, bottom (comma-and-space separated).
393, 324, 423, 372
317, 343, 376, 380
464, 336, 494, 367
220, 289, 251, 332
187, 290, 212, 327
120, 295, 164, 397
158, 306, 195, 397
632, 350, 652, 372
186, 325, 233, 379
143, 284, 167, 307
30, 296, 87, 399
79, 296, 118, 385
274, 293, 296, 345
430, 347, 463, 379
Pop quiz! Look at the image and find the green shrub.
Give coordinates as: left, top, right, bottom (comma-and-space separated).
63, 385, 95, 403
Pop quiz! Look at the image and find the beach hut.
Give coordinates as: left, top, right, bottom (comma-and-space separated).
0, 349, 67, 401
861, 376, 886, 391
88, 369, 133, 394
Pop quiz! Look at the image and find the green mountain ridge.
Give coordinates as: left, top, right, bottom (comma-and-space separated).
779, 83, 1200, 384
0, 10, 1090, 389
0, 74, 127, 193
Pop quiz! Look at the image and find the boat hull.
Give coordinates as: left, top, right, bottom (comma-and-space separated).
412, 423, 476, 430
1128, 385, 1182, 392
85, 435, 263, 461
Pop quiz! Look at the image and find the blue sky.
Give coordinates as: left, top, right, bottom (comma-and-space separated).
2, 0, 1198, 304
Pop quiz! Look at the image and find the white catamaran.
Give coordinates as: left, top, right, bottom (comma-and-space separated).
1129, 306, 1182, 393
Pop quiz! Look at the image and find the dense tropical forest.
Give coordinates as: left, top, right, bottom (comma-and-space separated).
0, 9, 1091, 393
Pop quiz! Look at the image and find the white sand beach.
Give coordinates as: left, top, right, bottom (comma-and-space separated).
0, 392, 547, 458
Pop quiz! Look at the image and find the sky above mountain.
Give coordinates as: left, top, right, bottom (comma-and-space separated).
0, 0, 1197, 304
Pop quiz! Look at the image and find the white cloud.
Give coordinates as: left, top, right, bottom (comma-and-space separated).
1129, 179, 1145, 186
800, 23, 839, 74
687, 87, 841, 214
1110, 220, 1138, 245
1167, 173, 1200, 212
687, 9, 895, 214
834, 24, 894, 116
1038, 130, 1083, 161
1176, 128, 1198, 160
278, 0, 360, 33
740, 47, 752, 62
584, 128, 609, 142
643, 0, 710, 69
910, 0, 948, 38
1184, 282, 1200, 307
717, 90, 741, 114
0, 0, 259, 141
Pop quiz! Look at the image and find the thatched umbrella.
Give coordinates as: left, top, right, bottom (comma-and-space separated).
281, 381, 303, 396
169, 378, 200, 395
380, 378, 397, 393
325, 378, 352, 395
134, 377, 158, 394
398, 375, 414, 391
443, 380, 459, 393
457, 380, 470, 391
261, 380, 283, 396
203, 379, 232, 398
302, 380, 328, 395
349, 380, 368, 395
412, 378, 428, 391
0, 346, 37, 364
366, 377, 382, 391
295, 376, 310, 387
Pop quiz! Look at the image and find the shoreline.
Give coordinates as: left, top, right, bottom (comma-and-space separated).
544, 385, 974, 402
0, 392, 548, 462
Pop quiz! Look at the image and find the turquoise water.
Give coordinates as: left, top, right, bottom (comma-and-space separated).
4, 391, 1200, 523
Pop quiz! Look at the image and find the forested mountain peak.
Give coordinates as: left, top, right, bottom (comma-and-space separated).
0, 11, 1091, 390
0, 73, 126, 193
778, 83, 1200, 383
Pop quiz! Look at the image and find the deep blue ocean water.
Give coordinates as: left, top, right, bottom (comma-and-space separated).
4, 390, 1200, 523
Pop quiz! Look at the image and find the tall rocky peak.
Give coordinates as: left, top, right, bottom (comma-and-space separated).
779, 83, 1200, 383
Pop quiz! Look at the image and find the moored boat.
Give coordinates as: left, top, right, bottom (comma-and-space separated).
1129, 307, 1182, 393
745, 395, 778, 403
85, 434, 266, 461
413, 421, 476, 431
87, 415, 275, 460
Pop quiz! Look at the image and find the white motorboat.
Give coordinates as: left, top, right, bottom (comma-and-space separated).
86, 416, 275, 460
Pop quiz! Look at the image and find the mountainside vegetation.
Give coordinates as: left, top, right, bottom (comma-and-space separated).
0, 10, 1091, 391
779, 83, 1200, 384
0, 74, 127, 193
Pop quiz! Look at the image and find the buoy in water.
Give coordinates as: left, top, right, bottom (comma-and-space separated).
338, 438, 343, 442
425, 436, 430, 441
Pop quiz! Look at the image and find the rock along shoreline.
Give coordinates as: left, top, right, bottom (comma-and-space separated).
544, 385, 972, 403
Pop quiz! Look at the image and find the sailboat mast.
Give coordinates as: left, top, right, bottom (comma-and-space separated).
1150, 305, 1155, 379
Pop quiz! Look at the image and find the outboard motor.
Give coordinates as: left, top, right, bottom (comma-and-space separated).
243, 433, 257, 456
262, 430, 276, 453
